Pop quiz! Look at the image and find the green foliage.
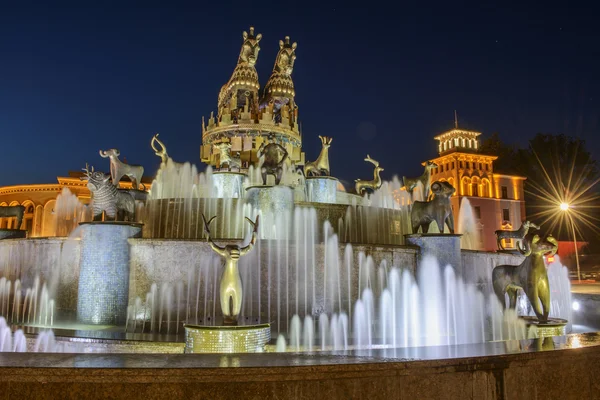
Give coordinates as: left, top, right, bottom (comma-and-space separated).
480, 133, 600, 245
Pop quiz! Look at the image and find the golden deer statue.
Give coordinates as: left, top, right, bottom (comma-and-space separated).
355, 155, 384, 195
305, 136, 333, 176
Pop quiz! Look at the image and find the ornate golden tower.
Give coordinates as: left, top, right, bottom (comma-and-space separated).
200, 27, 304, 168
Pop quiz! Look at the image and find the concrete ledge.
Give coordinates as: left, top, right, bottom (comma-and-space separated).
0, 333, 599, 399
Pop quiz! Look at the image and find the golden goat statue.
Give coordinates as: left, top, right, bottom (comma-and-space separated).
355, 155, 384, 195
304, 136, 332, 176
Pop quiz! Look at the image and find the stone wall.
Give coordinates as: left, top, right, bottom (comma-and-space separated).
0, 236, 528, 324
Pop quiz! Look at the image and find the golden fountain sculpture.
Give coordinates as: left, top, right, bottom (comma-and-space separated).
202, 214, 259, 325
492, 231, 567, 336
305, 136, 332, 176
355, 154, 384, 195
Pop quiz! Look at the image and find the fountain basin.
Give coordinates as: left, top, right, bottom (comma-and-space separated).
0, 229, 26, 240
0, 333, 599, 399
521, 316, 568, 338
212, 171, 246, 198
184, 323, 271, 353
306, 176, 338, 203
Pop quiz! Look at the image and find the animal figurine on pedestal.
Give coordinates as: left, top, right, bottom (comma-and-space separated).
0, 205, 25, 230
202, 214, 259, 325
355, 155, 384, 195
257, 140, 288, 185
403, 161, 438, 200
151, 134, 185, 170
492, 233, 558, 322
217, 27, 262, 119
81, 164, 136, 221
259, 36, 297, 124
304, 136, 332, 176
411, 180, 456, 234
495, 220, 540, 250
99, 149, 145, 190
214, 142, 242, 171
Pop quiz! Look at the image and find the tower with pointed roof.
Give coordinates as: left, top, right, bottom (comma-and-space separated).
200, 27, 304, 169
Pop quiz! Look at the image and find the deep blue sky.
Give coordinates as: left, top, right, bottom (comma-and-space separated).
1, 2, 599, 188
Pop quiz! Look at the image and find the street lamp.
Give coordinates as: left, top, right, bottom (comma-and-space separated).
560, 202, 581, 283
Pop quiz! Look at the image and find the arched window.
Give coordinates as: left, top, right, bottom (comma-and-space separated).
461, 177, 470, 196
471, 177, 480, 197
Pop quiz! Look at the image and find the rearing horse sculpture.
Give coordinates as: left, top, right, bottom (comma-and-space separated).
202, 214, 259, 325
304, 136, 332, 176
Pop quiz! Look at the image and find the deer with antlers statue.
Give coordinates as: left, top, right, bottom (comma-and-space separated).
355, 155, 384, 195
202, 213, 259, 325
305, 136, 333, 176
150, 133, 184, 170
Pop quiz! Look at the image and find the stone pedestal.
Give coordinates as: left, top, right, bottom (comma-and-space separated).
306, 176, 338, 204
405, 233, 463, 274
184, 323, 271, 353
521, 316, 568, 338
245, 186, 293, 239
212, 172, 246, 198
77, 222, 142, 325
0, 229, 26, 240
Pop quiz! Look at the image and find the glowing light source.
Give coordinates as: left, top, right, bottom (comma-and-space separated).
572, 301, 580, 311
546, 255, 555, 263
559, 202, 570, 211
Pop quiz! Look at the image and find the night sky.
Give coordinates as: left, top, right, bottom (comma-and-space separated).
1, 2, 599, 188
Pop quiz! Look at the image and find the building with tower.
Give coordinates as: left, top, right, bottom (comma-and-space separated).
427, 116, 527, 251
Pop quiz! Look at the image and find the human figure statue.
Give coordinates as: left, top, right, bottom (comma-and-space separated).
202, 214, 259, 325
257, 138, 288, 185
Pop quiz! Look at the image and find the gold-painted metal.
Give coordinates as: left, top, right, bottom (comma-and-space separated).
494, 220, 540, 251
492, 233, 558, 323
214, 142, 242, 171
201, 29, 304, 168
150, 133, 185, 171
184, 323, 271, 353
260, 36, 298, 115
305, 136, 332, 176
521, 316, 568, 338
354, 154, 384, 195
150, 133, 169, 164
257, 139, 288, 185
403, 161, 438, 200
202, 214, 259, 325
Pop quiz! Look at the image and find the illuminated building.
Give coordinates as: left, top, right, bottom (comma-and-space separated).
0, 172, 151, 237
427, 123, 526, 251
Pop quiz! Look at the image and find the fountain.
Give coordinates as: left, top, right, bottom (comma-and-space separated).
0, 24, 596, 400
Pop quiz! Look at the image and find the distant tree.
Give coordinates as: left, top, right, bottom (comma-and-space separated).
481, 133, 599, 245
515, 134, 599, 244
479, 133, 518, 175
